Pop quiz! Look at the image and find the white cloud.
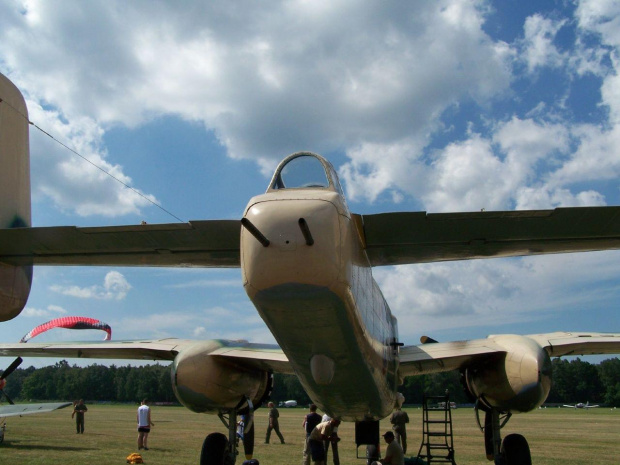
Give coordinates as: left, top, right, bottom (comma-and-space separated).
25, 101, 159, 217
166, 279, 239, 289
576, 0, 620, 48
576, 0, 620, 122
0, 1, 511, 166
376, 250, 620, 340
1, 1, 618, 218
50, 271, 131, 300
116, 305, 270, 341
520, 14, 567, 73
22, 304, 68, 318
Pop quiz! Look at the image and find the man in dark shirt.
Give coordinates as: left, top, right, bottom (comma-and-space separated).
390, 406, 409, 454
72, 399, 88, 434
265, 402, 285, 444
302, 404, 323, 465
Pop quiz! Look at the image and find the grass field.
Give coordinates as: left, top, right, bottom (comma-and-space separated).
0, 405, 618, 464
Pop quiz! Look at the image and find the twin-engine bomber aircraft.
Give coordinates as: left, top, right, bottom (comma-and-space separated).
1, 72, 620, 465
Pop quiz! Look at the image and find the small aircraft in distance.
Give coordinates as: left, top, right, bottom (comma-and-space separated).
1, 71, 620, 465
563, 402, 600, 409
278, 400, 298, 408
0, 357, 72, 444
438, 401, 458, 409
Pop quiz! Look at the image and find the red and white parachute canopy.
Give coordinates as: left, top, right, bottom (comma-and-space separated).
20, 316, 112, 343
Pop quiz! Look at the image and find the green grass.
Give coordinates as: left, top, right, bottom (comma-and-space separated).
1, 405, 618, 464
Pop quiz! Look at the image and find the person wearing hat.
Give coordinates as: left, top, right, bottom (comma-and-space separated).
371, 431, 404, 465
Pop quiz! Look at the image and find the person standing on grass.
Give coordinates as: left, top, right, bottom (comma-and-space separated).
137, 399, 154, 450
72, 399, 87, 434
265, 401, 285, 444
302, 404, 323, 465
390, 404, 409, 454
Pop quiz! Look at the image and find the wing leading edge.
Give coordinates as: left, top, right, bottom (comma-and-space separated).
358, 206, 620, 266
0, 402, 72, 418
0, 220, 241, 267
0, 339, 293, 375
398, 332, 620, 377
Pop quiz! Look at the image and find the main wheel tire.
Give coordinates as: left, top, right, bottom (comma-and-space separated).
366, 444, 379, 465
201, 432, 228, 465
501, 433, 531, 465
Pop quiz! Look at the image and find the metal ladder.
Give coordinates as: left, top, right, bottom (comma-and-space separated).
416, 393, 456, 464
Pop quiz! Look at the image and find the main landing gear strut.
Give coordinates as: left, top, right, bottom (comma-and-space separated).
475, 401, 532, 465
200, 399, 255, 465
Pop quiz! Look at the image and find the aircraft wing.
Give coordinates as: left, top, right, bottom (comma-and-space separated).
0, 339, 293, 375
357, 206, 620, 266
524, 332, 620, 358
0, 402, 72, 418
0, 220, 241, 267
398, 332, 620, 377
2, 207, 618, 268
398, 337, 506, 376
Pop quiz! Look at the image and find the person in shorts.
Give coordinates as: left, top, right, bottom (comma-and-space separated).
137, 399, 154, 450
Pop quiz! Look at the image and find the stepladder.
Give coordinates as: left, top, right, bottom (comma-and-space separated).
416, 393, 457, 465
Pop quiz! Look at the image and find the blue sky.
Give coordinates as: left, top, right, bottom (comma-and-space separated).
0, 0, 619, 367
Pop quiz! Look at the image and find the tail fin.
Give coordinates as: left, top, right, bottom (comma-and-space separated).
0, 72, 33, 321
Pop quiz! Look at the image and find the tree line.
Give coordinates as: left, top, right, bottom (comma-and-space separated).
3, 358, 619, 407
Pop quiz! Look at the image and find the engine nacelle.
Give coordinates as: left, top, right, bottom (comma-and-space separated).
171, 341, 272, 414
0, 72, 33, 321
462, 335, 552, 413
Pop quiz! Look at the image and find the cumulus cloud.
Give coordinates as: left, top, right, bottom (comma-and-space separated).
166, 279, 239, 289
0, 1, 512, 173
22, 304, 68, 318
340, 5, 620, 213
50, 271, 131, 300
376, 250, 620, 340
520, 14, 567, 73
26, 101, 159, 217
1, 1, 618, 216
116, 305, 271, 341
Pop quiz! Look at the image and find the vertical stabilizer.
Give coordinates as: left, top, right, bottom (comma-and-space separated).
0, 72, 32, 321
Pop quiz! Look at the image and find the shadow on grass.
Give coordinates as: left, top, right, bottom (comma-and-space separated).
4, 442, 95, 451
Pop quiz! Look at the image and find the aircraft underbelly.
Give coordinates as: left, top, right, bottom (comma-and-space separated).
252, 282, 394, 421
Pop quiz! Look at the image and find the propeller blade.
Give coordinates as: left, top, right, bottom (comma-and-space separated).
484, 410, 494, 460
0, 357, 23, 380
242, 421, 255, 459
0, 389, 15, 405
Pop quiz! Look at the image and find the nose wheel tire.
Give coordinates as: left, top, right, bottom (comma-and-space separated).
200, 432, 228, 465
366, 444, 379, 465
501, 434, 531, 465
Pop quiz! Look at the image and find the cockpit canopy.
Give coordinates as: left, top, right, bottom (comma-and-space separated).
269, 152, 344, 195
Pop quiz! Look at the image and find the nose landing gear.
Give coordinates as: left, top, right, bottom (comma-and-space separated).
476, 402, 532, 465
200, 399, 255, 465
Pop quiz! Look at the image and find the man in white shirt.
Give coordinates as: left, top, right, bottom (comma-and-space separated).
137, 399, 155, 450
